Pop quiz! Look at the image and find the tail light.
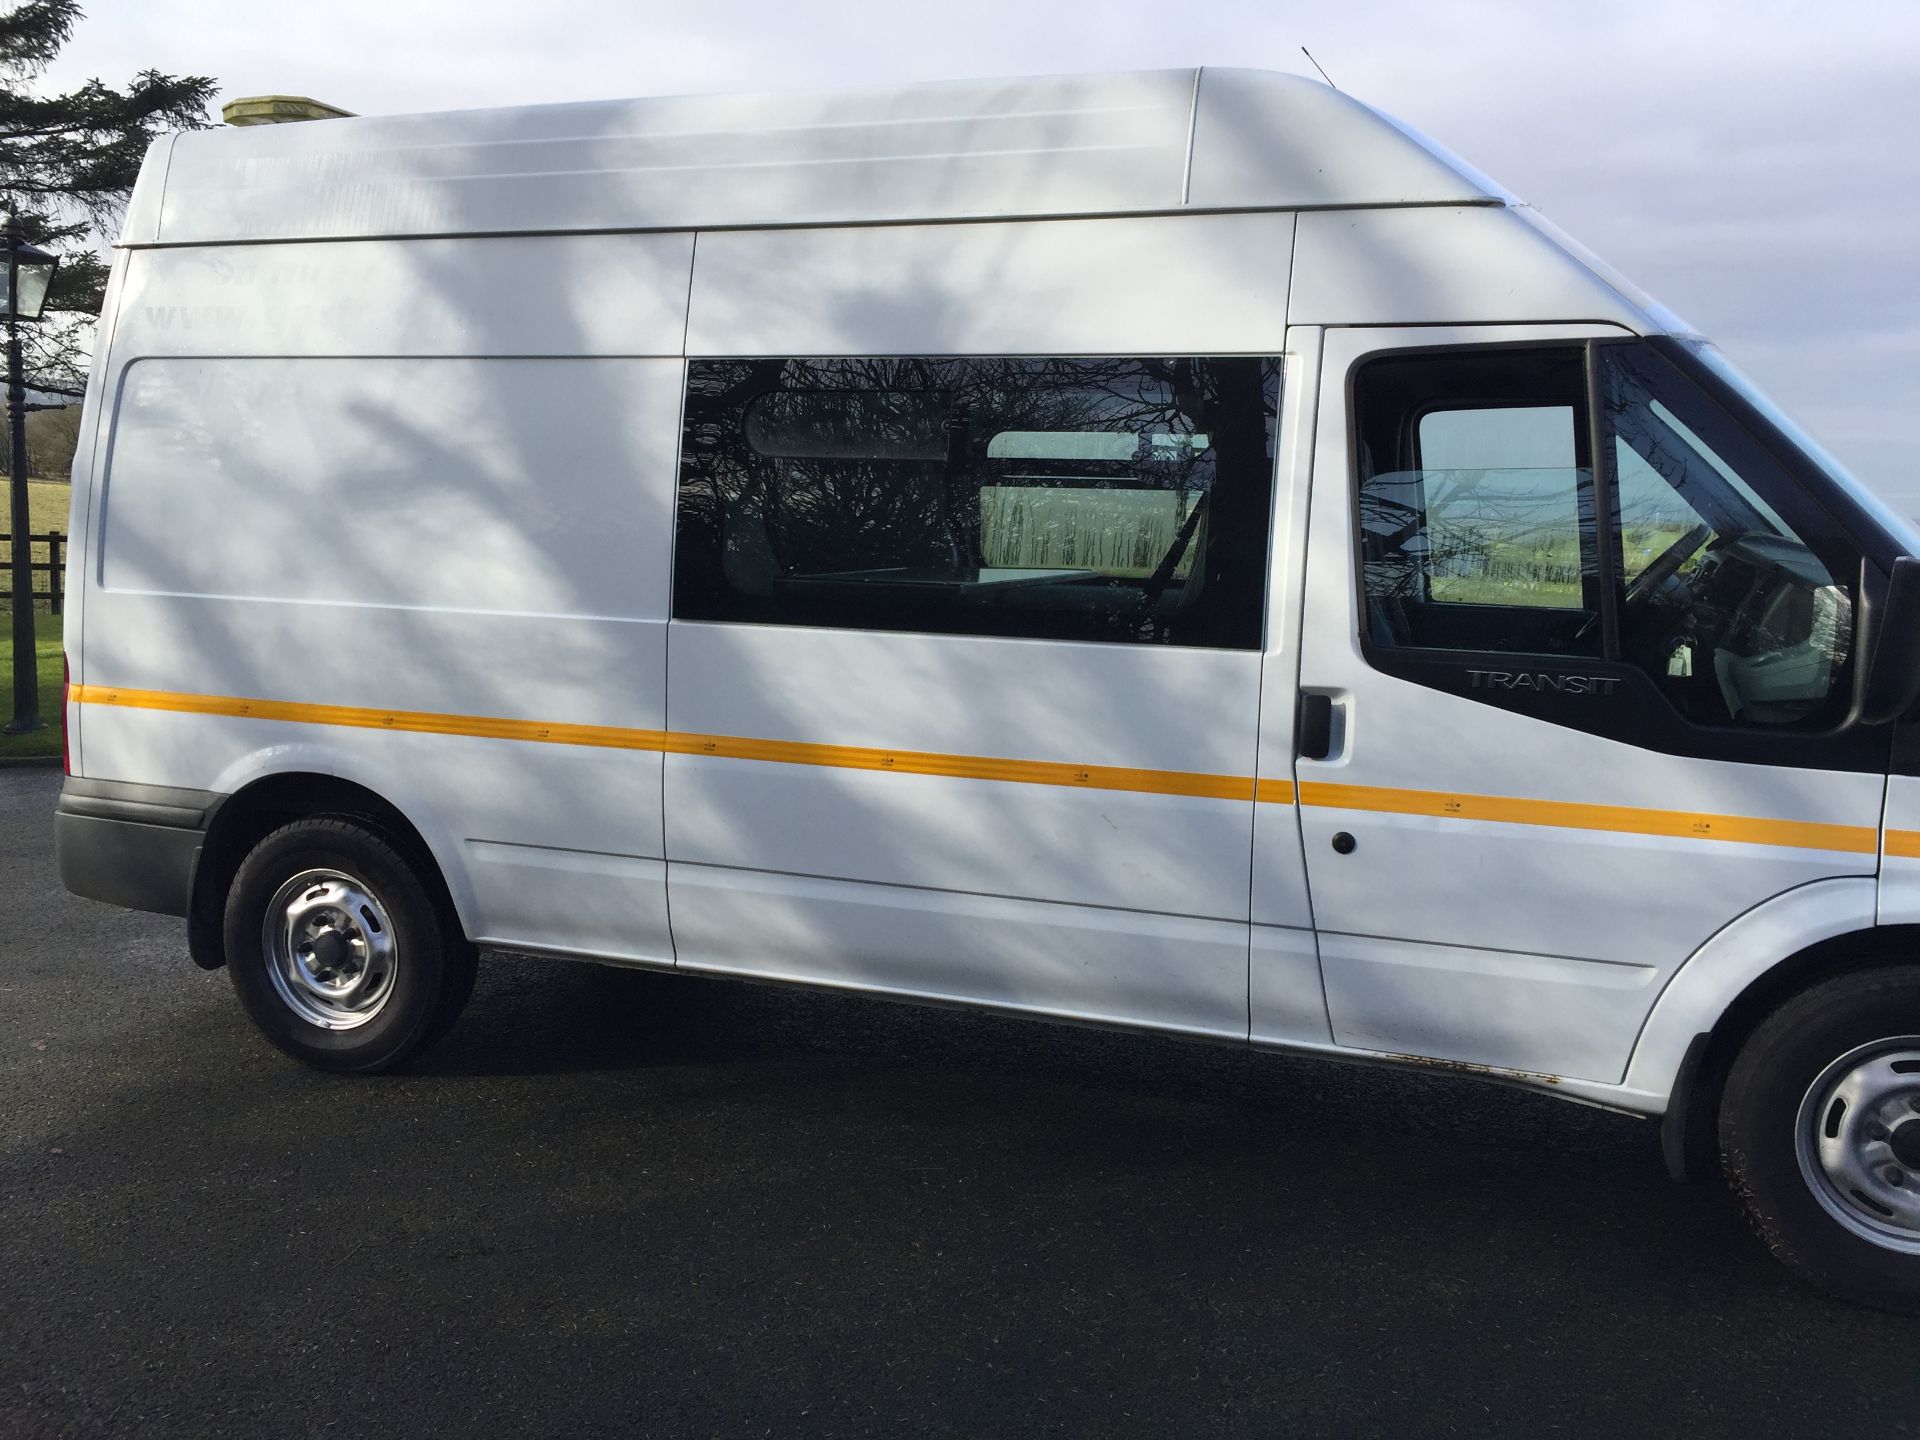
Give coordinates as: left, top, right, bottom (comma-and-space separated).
61, 651, 70, 775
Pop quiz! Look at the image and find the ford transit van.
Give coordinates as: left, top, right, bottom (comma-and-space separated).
51, 69, 1920, 1308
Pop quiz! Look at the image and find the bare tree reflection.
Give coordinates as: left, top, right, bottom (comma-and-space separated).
675, 356, 1281, 649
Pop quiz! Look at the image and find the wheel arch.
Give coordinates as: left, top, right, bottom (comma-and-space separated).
188, 770, 471, 970
1633, 875, 1915, 1181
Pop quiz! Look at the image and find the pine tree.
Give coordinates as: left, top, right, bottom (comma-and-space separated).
0, 0, 215, 398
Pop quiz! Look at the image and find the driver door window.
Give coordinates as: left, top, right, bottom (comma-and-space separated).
1354, 340, 1857, 732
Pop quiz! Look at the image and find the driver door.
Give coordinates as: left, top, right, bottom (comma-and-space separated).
1284, 325, 1886, 1085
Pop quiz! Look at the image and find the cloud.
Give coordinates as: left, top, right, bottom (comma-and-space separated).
52, 0, 1920, 505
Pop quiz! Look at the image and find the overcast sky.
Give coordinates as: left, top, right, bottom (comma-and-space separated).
47, 0, 1920, 510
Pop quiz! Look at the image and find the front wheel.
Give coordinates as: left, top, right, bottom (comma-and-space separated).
223, 816, 477, 1073
1721, 967, 1920, 1312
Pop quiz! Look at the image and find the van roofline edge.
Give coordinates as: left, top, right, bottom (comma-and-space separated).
111, 195, 1511, 251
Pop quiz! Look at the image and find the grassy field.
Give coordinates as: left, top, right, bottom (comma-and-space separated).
26, 477, 70, 532
0, 629, 63, 758
0, 480, 69, 755
1426, 523, 1693, 608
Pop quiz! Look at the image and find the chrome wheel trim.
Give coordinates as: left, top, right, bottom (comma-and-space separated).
1794, 1037, 1920, 1254
262, 868, 399, 1030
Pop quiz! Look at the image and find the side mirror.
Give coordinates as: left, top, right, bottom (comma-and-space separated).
1860, 555, 1920, 725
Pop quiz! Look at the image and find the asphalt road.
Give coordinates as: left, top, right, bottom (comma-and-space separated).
5, 764, 1919, 1438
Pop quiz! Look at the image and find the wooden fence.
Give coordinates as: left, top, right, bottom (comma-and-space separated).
0, 530, 65, 614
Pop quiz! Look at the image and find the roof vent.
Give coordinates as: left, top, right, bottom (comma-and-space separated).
221, 95, 355, 126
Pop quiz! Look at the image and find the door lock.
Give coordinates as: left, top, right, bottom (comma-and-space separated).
1331, 831, 1356, 855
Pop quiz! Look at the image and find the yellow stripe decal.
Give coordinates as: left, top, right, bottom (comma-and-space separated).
69, 684, 1259, 803
71, 684, 1869, 852
1886, 830, 1920, 860
1297, 780, 1878, 855
1254, 777, 1297, 806
663, 730, 1259, 800
71, 684, 675, 751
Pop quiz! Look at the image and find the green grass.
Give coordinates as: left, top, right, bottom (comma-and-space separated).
1, 485, 72, 751
6, 480, 76, 757
29, 478, 70, 535
1424, 523, 1694, 609
25, 477, 70, 534
0, 629, 64, 758
2, 476, 73, 534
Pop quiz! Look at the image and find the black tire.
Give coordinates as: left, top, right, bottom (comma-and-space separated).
1720, 967, 1920, 1312
223, 816, 477, 1073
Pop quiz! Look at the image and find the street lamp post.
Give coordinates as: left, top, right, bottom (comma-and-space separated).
3, 209, 59, 735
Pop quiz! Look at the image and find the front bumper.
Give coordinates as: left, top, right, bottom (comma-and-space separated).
55, 777, 220, 918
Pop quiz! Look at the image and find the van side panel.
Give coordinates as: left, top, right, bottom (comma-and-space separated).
77, 234, 693, 964
669, 864, 1255, 1041
151, 71, 1202, 245
105, 234, 695, 359
667, 213, 1305, 1039
61, 248, 136, 776
98, 357, 668, 615
1879, 774, 1920, 925
667, 624, 1262, 919
1287, 208, 1650, 330
686, 212, 1294, 358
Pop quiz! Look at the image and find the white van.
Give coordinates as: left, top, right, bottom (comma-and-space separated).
53, 68, 1920, 1308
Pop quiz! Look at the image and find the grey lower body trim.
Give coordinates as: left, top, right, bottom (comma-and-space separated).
55, 777, 221, 919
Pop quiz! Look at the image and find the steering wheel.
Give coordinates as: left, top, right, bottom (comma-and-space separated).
1575, 522, 1712, 643
1623, 522, 1713, 609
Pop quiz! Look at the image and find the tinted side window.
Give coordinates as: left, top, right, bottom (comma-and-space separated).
1354, 348, 1601, 657
673, 357, 1282, 649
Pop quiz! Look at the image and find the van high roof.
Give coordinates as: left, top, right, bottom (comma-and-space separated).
123, 67, 1506, 247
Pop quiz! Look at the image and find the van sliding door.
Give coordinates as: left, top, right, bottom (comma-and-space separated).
660, 215, 1305, 1038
